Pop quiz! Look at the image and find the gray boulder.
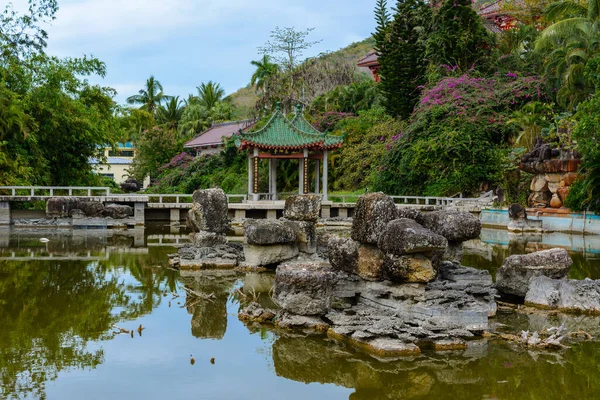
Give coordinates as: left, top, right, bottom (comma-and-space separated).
244, 244, 299, 266
328, 237, 359, 274
525, 276, 600, 314
283, 194, 322, 221
282, 219, 317, 254
384, 254, 436, 283
378, 218, 448, 256
77, 201, 106, 217
244, 219, 296, 245
508, 203, 527, 220
351, 192, 397, 244
495, 248, 573, 297
274, 263, 337, 315
46, 198, 81, 218
187, 188, 230, 234
420, 210, 482, 242
104, 204, 133, 219
190, 231, 227, 248
397, 208, 423, 221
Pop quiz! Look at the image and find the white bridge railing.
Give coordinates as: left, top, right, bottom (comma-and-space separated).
0, 186, 494, 207
0, 186, 112, 197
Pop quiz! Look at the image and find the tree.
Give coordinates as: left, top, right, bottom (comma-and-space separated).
258, 27, 322, 71
425, 0, 496, 75
377, 0, 431, 119
157, 96, 184, 130
126, 75, 170, 114
250, 55, 280, 93
196, 81, 225, 110
373, 0, 391, 46
535, 0, 600, 110
129, 126, 181, 180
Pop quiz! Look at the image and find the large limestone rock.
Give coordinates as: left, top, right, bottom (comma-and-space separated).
384, 254, 436, 283
378, 218, 447, 256
351, 193, 397, 244
281, 219, 317, 254
104, 204, 133, 219
419, 210, 482, 242
190, 231, 227, 248
356, 244, 386, 281
46, 198, 102, 218
187, 188, 230, 234
495, 248, 573, 297
274, 263, 337, 315
244, 244, 299, 266
244, 219, 296, 245
283, 194, 321, 221
76, 201, 107, 218
328, 237, 359, 274
525, 276, 600, 314
508, 203, 527, 220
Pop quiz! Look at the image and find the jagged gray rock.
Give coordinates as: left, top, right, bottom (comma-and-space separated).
274, 263, 337, 315
419, 210, 482, 242
525, 275, 600, 314
190, 231, 227, 248
281, 219, 317, 254
351, 192, 397, 244
328, 237, 359, 274
187, 188, 230, 234
378, 218, 448, 255
384, 254, 436, 283
244, 244, 299, 266
495, 248, 573, 297
244, 219, 296, 245
283, 194, 322, 221
104, 204, 133, 219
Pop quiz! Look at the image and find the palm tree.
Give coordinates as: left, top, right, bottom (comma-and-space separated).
157, 96, 184, 130
250, 55, 280, 93
536, 1, 600, 109
126, 76, 171, 114
196, 81, 225, 110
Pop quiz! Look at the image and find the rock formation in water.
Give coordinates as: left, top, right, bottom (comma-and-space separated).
495, 248, 573, 298
171, 188, 243, 269
241, 192, 496, 357
520, 138, 581, 209
242, 195, 321, 267
46, 198, 133, 219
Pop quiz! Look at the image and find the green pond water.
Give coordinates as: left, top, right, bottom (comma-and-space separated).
2, 226, 600, 399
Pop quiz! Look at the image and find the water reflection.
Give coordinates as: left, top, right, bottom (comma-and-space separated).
0, 227, 179, 399
464, 228, 600, 279
2, 226, 600, 399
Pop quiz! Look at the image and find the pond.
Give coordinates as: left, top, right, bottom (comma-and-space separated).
2, 225, 600, 399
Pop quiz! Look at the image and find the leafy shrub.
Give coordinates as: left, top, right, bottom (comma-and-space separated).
374, 74, 545, 196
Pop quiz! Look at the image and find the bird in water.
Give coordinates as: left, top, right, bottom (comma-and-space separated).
40, 238, 50, 243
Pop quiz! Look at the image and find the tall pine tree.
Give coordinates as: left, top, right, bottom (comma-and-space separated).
376, 0, 431, 119
425, 0, 495, 74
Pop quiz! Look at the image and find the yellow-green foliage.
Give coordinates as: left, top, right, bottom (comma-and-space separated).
328, 107, 403, 191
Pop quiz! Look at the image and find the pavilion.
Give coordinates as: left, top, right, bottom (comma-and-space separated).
235, 104, 344, 202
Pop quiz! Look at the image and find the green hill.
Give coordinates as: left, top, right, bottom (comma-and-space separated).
228, 37, 375, 119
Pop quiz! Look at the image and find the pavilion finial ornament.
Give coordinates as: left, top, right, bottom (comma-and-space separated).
296, 103, 302, 114
276, 102, 281, 111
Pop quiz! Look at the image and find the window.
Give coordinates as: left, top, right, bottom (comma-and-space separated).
100, 173, 115, 179
108, 150, 134, 157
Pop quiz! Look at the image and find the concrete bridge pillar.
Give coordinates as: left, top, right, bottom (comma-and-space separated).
235, 209, 246, 220
267, 210, 277, 220
321, 205, 331, 219
0, 202, 10, 225
134, 203, 145, 225
338, 208, 348, 219
170, 208, 180, 224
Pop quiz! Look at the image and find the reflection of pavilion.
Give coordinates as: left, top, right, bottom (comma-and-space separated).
235, 104, 344, 201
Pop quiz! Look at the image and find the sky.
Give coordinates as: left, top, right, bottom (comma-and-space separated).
12, 0, 377, 104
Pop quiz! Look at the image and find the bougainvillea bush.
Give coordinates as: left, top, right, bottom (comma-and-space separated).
374, 73, 546, 196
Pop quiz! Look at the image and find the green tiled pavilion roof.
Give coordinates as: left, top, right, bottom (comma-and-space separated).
291, 110, 344, 150
235, 104, 344, 151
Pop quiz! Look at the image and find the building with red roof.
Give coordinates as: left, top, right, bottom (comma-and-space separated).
184, 119, 256, 156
